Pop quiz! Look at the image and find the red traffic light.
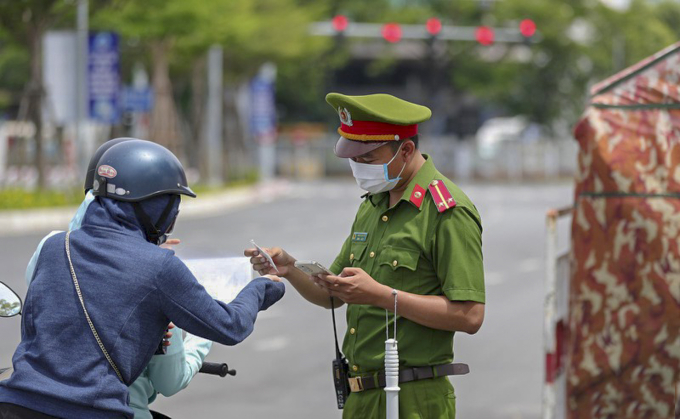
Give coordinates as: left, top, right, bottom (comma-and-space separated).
382, 23, 402, 43
475, 26, 494, 45
519, 19, 536, 37
426, 18, 442, 36
332, 15, 349, 32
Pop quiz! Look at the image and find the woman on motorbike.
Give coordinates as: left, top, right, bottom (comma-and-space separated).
0, 139, 285, 418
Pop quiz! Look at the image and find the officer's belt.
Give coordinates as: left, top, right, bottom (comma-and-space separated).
347, 363, 469, 393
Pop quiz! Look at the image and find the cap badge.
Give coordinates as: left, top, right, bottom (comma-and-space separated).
338, 107, 353, 126
97, 165, 117, 179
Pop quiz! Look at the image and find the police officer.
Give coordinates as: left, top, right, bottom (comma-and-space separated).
0, 139, 285, 418
247, 93, 485, 418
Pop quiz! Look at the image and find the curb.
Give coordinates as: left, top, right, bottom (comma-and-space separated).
0, 180, 291, 237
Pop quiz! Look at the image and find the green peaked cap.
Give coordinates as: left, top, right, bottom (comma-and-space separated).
325, 93, 432, 125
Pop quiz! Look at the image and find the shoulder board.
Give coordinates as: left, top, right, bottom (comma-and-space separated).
428, 180, 457, 213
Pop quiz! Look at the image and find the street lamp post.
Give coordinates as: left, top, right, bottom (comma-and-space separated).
75, 0, 88, 175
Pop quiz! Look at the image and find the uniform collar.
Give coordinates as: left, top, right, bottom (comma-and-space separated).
366, 154, 436, 210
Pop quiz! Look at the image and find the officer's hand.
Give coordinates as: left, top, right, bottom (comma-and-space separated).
245, 247, 294, 276
160, 238, 181, 250
313, 267, 390, 306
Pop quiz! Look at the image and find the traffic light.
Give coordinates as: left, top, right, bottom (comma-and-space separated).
382, 23, 402, 43
475, 26, 494, 46
426, 18, 442, 37
332, 15, 349, 33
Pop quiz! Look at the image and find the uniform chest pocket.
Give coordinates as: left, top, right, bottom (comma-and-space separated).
349, 243, 368, 267
377, 247, 421, 289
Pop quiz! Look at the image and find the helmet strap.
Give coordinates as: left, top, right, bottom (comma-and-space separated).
92, 176, 107, 197
133, 195, 178, 245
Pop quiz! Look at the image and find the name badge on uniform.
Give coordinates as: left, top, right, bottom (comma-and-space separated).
352, 232, 368, 242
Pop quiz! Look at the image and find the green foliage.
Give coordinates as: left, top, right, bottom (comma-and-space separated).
1, 0, 679, 129
92, 0, 326, 80
0, 176, 260, 210
0, 187, 84, 210
443, 0, 679, 128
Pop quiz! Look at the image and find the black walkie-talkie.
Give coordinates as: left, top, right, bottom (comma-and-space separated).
330, 298, 350, 409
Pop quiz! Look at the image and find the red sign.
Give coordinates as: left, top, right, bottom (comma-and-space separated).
475, 26, 494, 46
519, 19, 536, 37
426, 18, 442, 36
332, 15, 348, 32
382, 23, 402, 43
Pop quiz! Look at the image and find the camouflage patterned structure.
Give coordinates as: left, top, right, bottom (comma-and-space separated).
570, 43, 680, 419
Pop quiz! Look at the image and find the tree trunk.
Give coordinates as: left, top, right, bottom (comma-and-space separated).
149, 39, 182, 157
190, 55, 207, 179
28, 26, 45, 189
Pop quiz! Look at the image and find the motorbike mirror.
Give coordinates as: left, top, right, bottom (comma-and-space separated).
0, 282, 22, 317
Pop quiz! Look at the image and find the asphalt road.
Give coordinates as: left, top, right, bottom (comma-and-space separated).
0, 179, 573, 419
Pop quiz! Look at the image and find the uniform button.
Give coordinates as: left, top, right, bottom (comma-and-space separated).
431, 180, 439, 186
382, 215, 389, 222
414, 191, 422, 199
392, 260, 398, 267
369, 251, 375, 258
352, 365, 358, 372
349, 328, 356, 335
350, 253, 354, 261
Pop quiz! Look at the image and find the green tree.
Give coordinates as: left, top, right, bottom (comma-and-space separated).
93, 0, 324, 176
0, 0, 73, 188
446, 0, 677, 129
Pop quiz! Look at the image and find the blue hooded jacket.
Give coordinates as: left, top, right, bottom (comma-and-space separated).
0, 195, 285, 418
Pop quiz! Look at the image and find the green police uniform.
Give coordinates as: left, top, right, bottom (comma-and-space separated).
326, 93, 485, 418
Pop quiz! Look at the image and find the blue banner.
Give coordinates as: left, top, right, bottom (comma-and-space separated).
250, 77, 276, 143
88, 32, 120, 124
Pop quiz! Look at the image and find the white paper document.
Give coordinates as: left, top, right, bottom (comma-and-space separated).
184, 257, 255, 304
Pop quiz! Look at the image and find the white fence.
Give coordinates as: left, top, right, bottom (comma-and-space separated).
0, 132, 579, 188
275, 134, 578, 181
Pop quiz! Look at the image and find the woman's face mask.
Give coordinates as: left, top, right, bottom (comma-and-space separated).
349, 144, 406, 194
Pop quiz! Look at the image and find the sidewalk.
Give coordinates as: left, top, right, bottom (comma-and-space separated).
0, 180, 292, 237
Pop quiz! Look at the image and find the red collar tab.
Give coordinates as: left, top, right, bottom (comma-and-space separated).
340, 120, 418, 140
428, 180, 456, 213
409, 184, 426, 208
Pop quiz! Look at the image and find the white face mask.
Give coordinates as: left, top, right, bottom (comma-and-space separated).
349, 144, 406, 194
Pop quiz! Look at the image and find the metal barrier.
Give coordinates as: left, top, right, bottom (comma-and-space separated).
543, 207, 573, 419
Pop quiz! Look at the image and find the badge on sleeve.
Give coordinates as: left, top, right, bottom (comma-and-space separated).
428, 180, 456, 213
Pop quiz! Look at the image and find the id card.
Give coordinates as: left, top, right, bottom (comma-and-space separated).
250, 239, 279, 273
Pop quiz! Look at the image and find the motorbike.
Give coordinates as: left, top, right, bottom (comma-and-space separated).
0, 281, 235, 418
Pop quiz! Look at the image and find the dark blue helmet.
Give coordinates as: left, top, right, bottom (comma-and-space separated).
92, 139, 196, 202
84, 138, 133, 193
92, 139, 195, 245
